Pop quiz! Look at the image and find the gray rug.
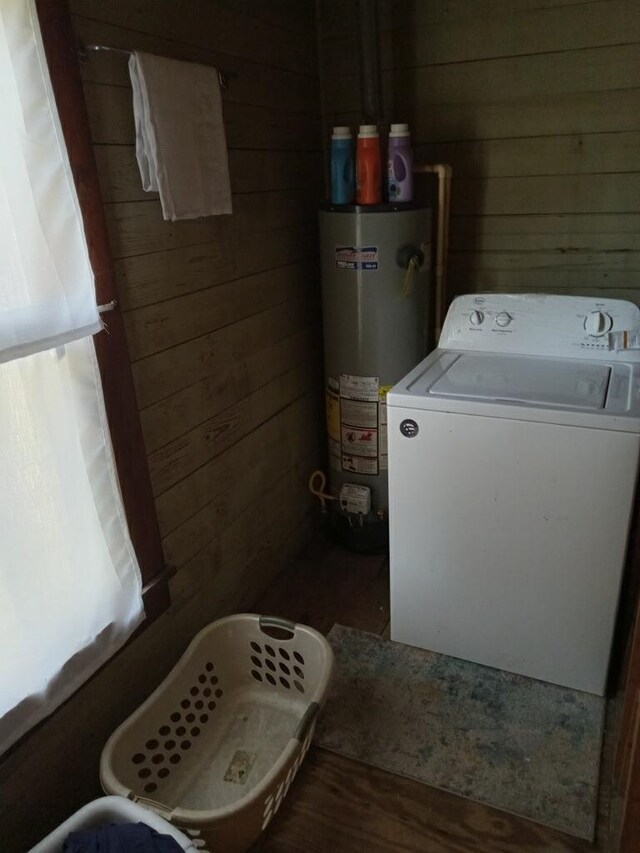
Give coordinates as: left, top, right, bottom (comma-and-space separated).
315, 625, 605, 840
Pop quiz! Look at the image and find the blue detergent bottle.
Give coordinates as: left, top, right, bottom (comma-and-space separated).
330, 126, 355, 205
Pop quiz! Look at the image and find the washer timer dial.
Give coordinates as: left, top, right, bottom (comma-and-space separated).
584, 311, 613, 337
495, 312, 513, 328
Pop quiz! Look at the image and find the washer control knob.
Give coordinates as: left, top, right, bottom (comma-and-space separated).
584, 311, 613, 337
495, 312, 513, 328
469, 310, 484, 326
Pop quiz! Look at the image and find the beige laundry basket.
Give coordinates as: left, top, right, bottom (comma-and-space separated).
100, 614, 334, 853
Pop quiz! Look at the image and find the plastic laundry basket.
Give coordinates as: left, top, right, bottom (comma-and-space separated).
100, 614, 334, 853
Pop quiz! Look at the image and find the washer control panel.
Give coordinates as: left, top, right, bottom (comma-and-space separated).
440, 294, 640, 360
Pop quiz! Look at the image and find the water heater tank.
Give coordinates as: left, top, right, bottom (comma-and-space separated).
319, 203, 431, 550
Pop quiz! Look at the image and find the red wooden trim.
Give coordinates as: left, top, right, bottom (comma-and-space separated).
617, 610, 640, 782
615, 490, 640, 783
618, 689, 640, 852
35, 0, 169, 618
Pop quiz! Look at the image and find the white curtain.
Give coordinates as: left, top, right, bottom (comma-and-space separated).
0, 0, 102, 363
0, 339, 144, 754
0, 0, 144, 755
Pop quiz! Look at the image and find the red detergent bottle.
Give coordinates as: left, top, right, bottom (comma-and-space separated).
356, 124, 381, 205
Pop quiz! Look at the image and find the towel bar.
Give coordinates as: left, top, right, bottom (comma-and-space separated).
79, 43, 234, 90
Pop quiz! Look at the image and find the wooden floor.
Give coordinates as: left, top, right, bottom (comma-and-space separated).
253, 530, 615, 853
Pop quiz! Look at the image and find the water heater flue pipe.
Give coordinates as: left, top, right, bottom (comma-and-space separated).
357, 0, 383, 125
414, 164, 452, 341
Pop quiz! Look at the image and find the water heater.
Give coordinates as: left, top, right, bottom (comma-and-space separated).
319, 203, 431, 550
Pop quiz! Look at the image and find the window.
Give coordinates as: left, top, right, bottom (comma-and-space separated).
0, 339, 144, 753
0, 0, 166, 754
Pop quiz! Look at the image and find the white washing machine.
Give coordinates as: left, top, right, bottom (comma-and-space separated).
388, 294, 640, 695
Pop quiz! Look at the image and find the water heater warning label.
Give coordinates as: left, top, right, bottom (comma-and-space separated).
335, 246, 379, 271
342, 454, 378, 475
337, 374, 380, 475
378, 385, 392, 471
341, 426, 378, 457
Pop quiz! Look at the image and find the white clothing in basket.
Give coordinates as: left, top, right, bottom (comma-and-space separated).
128, 51, 232, 221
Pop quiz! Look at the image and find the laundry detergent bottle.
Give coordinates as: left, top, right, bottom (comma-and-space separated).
387, 123, 413, 202
330, 126, 355, 205
356, 124, 382, 205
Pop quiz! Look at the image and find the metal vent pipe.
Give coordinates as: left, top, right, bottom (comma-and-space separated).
357, 0, 382, 125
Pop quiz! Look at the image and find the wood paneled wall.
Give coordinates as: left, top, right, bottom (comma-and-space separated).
0, 3, 323, 849
74, 0, 324, 598
319, 0, 640, 302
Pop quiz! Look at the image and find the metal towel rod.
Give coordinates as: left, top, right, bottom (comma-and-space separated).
98, 300, 117, 314
81, 43, 233, 90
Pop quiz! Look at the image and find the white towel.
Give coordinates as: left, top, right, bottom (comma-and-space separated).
128, 51, 232, 220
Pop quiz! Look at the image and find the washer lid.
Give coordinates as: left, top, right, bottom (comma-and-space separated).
429, 353, 611, 409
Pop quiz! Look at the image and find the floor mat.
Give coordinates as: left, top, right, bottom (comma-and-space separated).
315, 624, 605, 840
